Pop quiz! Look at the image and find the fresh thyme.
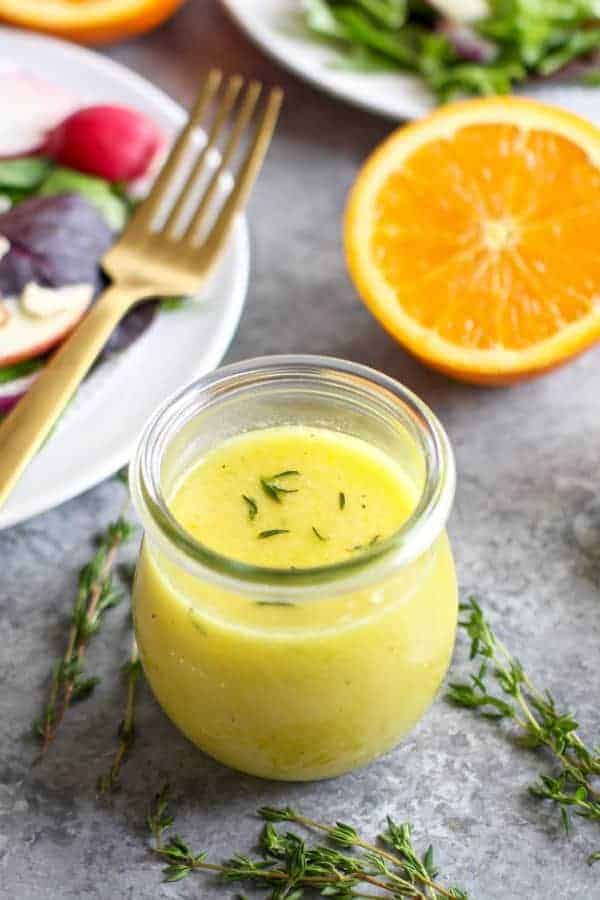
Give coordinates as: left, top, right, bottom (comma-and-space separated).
261, 470, 300, 503
148, 785, 468, 898
339, 491, 346, 510
36, 515, 136, 755
98, 637, 142, 794
242, 494, 258, 521
448, 597, 600, 860
258, 529, 290, 539
312, 526, 328, 541
348, 534, 381, 553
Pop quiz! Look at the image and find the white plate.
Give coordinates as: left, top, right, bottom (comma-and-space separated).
0, 27, 250, 529
222, 0, 600, 122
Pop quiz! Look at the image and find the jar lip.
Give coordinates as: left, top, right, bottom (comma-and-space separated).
131, 355, 455, 599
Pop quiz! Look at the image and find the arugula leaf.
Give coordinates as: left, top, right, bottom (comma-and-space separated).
0, 157, 52, 191
303, 0, 349, 38
480, 0, 599, 68
39, 167, 128, 231
350, 0, 407, 28
302, 0, 600, 100
0, 357, 44, 385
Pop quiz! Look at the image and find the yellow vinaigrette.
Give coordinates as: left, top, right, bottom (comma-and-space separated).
133, 425, 458, 780
170, 426, 418, 567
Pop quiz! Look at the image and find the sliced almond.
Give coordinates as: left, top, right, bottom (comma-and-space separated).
21, 282, 94, 319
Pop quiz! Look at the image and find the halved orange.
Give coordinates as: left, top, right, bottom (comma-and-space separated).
0, 0, 187, 45
345, 97, 600, 384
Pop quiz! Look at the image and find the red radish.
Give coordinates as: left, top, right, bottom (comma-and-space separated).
0, 71, 77, 158
45, 105, 164, 182
0, 369, 41, 414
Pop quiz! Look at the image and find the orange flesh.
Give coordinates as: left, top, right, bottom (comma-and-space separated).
372, 123, 600, 352
0, 0, 186, 44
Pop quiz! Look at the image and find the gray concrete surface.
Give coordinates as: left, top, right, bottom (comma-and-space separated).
1, 3, 599, 897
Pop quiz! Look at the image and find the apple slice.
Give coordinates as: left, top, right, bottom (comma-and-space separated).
0, 288, 91, 366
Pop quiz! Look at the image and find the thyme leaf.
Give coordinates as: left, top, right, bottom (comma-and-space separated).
312, 526, 328, 541
242, 495, 258, 521
348, 534, 381, 553
260, 470, 300, 503
258, 529, 290, 539
339, 491, 346, 510
449, 597, 600, 857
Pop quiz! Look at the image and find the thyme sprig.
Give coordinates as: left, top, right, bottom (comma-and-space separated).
448, 597, 600, 858
148, 785, 468, 898
98, 637, 142, 794
36, 515, 136, 755
261, 470, 300, 503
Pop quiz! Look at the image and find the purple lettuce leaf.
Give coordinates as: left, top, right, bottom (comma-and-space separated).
101, 299, 158, 357
0, 194, 113, 295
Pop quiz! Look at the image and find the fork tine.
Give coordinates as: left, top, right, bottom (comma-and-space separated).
128, 68, 223, 234
181, 80, 262, 242
163, 74, 245, 236
192, 87, 283, 257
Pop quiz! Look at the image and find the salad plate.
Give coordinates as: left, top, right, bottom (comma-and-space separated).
222, 0, 600, 122
0, 27, 250, 530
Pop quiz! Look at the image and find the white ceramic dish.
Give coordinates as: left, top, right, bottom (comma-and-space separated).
0, 27, 250, 529
222, 0, 600, 123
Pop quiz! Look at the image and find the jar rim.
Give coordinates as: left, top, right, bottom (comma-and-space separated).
130, 355, 456, 599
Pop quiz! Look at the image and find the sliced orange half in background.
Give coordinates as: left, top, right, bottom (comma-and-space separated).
0, 0, 186, 44
345, 97, 600, 385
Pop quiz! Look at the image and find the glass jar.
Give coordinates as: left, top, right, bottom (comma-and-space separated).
131, 355, 457, 781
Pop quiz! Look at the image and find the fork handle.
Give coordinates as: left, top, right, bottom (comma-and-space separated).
0, 285, 144, 510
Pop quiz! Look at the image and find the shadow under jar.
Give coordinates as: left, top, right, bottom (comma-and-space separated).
131, 355, 457, 781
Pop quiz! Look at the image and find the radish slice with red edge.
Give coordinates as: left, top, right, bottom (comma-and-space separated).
0, 71, 78, 158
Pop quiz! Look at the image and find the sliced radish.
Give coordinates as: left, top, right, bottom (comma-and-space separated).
0, 291, 91, 367
0, 368, 41, 414
0, 71, 78, 158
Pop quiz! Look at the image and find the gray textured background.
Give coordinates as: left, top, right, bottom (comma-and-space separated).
1, 2, 600, 897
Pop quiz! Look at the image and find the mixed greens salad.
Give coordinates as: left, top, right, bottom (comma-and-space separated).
303, 0, 600, 101
0, 159, 154, 414
0, 84, 167, 417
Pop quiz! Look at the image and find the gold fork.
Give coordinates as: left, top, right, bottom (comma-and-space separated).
0, 70, 282, 509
